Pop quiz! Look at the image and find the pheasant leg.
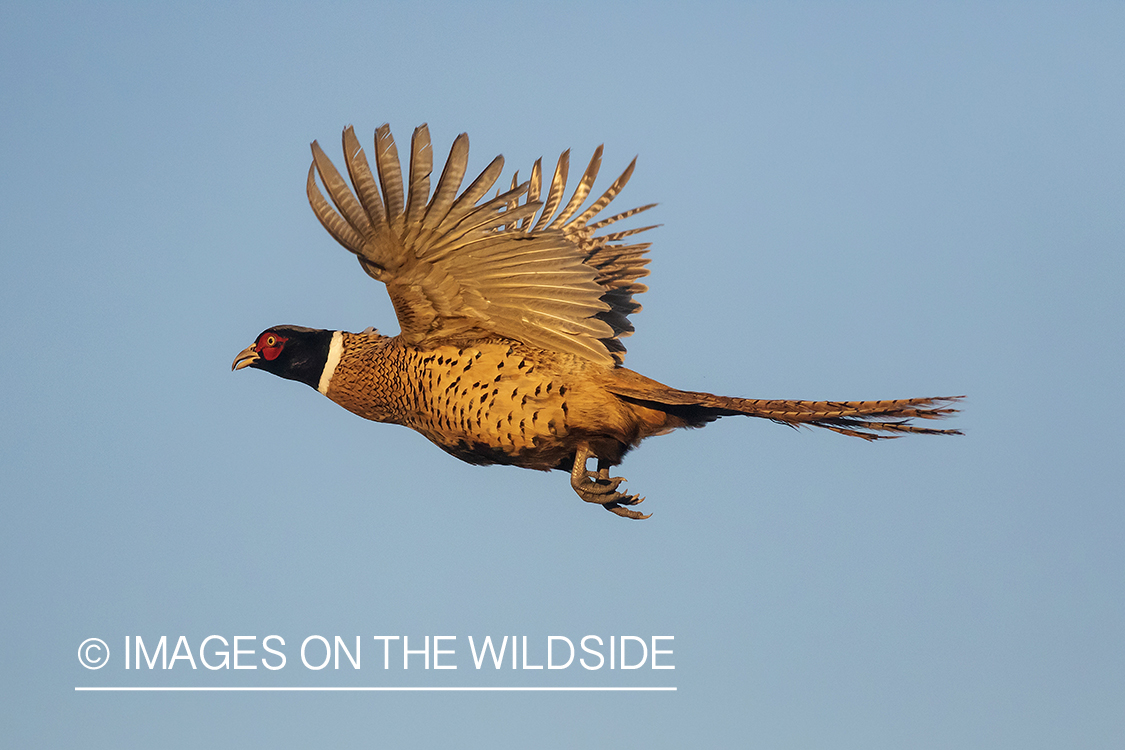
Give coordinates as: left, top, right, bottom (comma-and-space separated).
569, 445, 650, 520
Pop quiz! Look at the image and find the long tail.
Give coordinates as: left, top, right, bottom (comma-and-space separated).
703, 395, 963, 439
607, 374, 962, 440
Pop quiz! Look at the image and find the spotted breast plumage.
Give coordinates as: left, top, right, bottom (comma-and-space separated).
233, 123, 961, 519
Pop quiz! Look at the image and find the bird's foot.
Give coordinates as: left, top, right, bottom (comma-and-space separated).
569, 448, 650, 520
574, 479, 649, 520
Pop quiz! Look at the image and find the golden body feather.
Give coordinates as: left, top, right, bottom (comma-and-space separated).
322, 332, 686, 472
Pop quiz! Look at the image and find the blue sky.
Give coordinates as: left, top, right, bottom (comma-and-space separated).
2, 2, 1122, 747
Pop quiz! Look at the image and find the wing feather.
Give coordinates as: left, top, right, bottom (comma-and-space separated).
532, 150, 569, 231
521, 158, 543, 231
444, 154, 504, 229
311, 141, 373, 240
423, 133, 469, 232
404, 125, 432, 230
599, 225, 660, 241
587, 203, 658, 231
547, 146, 602, 229
428, 182, 533, 254
306, 125, 656, 365
573, 157, 636, 227
374, 125, 404, 224
341, 126, 389, 238
306, 163, 365, 252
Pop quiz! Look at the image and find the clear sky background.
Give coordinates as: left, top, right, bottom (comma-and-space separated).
2, 2, 1122, 747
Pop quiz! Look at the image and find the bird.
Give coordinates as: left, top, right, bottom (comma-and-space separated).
233, 123, 961, 519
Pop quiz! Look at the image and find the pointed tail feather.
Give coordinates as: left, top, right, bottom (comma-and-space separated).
712, 395, 962, 439
608, 376, 962, 439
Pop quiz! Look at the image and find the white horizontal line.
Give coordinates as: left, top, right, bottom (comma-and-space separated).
76, 686, 676, 692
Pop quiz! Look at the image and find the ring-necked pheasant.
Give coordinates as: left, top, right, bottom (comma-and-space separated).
233, 124, 961, 519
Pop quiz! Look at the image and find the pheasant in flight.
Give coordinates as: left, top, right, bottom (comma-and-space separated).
233, 124, 961, 518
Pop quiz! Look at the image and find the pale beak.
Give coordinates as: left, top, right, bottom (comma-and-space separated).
232, 344, 260, 371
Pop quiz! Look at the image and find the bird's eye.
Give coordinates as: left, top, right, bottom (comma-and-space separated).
266, 335, 277, 346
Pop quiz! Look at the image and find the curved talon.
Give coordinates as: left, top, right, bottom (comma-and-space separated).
605, 502, 651, 520
575, 487, 629, 505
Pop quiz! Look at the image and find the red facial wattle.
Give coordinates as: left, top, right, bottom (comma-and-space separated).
256, 332, 288, 361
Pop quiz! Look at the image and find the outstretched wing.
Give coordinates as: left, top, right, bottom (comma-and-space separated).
306, 124, 656, 366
